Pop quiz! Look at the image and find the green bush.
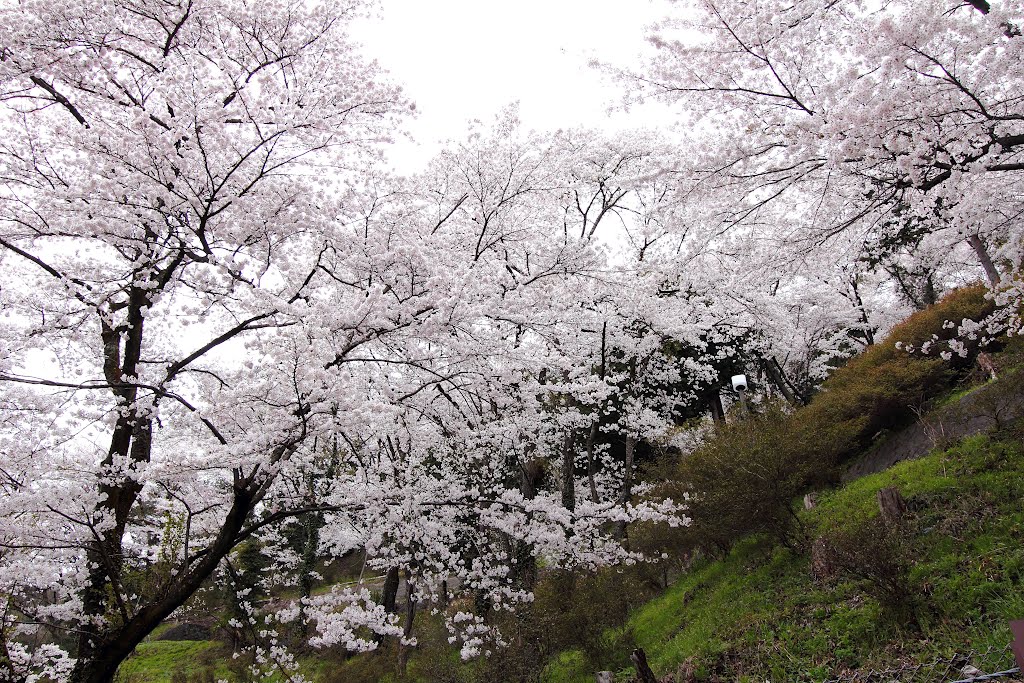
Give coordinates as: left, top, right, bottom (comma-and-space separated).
677, 403, 824, 554
528, 569, 649, 674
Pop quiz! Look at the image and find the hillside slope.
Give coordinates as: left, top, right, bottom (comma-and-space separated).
545, 425, 1024, 683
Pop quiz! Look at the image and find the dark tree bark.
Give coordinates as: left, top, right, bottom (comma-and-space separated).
709, 393, 725, 424
967, 234, 1002, 287
849, 275, 877, 346
71, 479, 268, 683
561, 433, 576, 513
397, 580, 417, 677
585, 420, 601, 502
381, 567, 401, 615
612, 435, 636, 540
762, 359, 798, 405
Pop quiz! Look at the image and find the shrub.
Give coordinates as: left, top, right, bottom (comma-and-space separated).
816, 516, 921, 627
677, 403, 825, 554
528, 569, 648, 673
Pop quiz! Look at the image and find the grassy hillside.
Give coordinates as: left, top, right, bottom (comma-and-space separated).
545, 428, 1024, 683
114, 640, 225, 683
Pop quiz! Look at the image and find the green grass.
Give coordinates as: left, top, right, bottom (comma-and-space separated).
117, 639, 338, 683
115, 640, 226, 683
544, 428, 1024, 683
933, 380, 989, 409
541, 650, 590, 683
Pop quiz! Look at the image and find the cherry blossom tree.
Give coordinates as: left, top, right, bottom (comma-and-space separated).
623, 0, 1024, 316
0, 10, 695, 681
0, 0, 410, 679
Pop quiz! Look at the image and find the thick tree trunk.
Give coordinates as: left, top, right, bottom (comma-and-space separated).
397, 581, 417, 677
709, 393, 725, 424
381, 567, 401, 615
514, 455, 544, 590
374, 566, 401, 647
74, 301, 154, 682
70, 475, 266, 682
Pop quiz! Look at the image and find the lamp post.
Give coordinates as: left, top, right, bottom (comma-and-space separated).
731, 374, 748, 417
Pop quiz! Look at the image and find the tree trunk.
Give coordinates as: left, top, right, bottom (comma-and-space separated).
397, 580, 417, 677
585, 420, 600, 502
516, 455, 543, 590
561, 433, 576, 513
967, 233, 1001, 286
381, 566, 401, 614
297, 513, 322, 632
709, 393, 725, 424
612, 435, 636, 540
762, 359, 798, 405
70, 481, 262, 683
849, 275, 876, 346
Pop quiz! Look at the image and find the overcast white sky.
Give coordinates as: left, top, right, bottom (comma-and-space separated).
354, 0, 676, 171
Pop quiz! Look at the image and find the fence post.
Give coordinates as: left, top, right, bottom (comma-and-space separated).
1011, 620, 1024, 671
877, 486, 907, 524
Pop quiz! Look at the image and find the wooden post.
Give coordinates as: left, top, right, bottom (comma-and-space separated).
810, 537, 834, 582
595, 672, 614, 683
631, 648, 658, 683
1011, 620, 1024, 671
978, 351, 998, 380
877, 487, 907, 524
